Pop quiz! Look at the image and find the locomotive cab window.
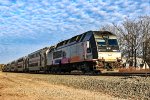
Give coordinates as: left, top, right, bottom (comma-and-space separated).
96, 39, 106, 46
108, 39, 118, 46
87, 41, 91, 53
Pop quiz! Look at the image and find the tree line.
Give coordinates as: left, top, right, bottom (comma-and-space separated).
100, 16, 150, 67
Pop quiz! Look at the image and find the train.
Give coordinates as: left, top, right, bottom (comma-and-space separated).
2, 31, 122, 74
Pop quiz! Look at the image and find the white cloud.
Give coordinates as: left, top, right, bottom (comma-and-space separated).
0, 0, 149, 63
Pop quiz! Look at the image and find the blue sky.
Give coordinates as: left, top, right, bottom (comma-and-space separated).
0, 0, 150, 63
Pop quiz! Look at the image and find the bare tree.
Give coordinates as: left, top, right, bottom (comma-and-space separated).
140, 16, 150, 67
100, 16, 150, 67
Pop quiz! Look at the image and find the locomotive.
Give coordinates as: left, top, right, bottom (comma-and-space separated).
2, 31, 122, 74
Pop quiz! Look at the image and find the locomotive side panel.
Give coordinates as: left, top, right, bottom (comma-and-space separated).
70, 44, 79, 63
76, 42, 86, 61
61, 46, 70, 64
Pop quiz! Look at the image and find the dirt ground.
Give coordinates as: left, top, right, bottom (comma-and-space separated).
0, 72, 123, 100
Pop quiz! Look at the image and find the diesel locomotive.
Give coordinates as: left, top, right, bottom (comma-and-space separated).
2, 31, 122, 73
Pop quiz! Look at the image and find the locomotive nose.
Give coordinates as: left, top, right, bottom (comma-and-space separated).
98, 52, 121, 62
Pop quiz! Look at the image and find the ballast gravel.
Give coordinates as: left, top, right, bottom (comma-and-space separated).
1, 72, 150, 100
32, 74, 150, 100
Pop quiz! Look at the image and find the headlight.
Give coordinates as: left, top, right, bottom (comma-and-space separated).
107, 47, 111, 49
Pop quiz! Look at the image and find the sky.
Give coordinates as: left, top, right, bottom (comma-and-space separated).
0, 0, 150, 63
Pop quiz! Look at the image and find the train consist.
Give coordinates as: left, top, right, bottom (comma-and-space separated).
2, 31, 122, 74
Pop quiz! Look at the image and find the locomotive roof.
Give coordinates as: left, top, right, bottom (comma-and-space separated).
56, 31, 116, 48
93, 31, 116, 36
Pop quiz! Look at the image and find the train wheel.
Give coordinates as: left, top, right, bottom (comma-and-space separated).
80, 63, 91, 74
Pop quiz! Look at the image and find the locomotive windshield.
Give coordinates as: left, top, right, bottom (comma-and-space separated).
97, 39, 106, 46
96, 38, 119, 52
108, 39, 118, 46
96, 39, 118, 46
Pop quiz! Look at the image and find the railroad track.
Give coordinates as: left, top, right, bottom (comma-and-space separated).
99, 72, 150, 77
5, 71, 150, 77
